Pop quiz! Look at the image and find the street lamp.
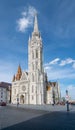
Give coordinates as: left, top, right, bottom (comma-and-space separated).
66, 90, 69, 111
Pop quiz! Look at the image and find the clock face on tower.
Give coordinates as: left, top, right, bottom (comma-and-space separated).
22, 86, 26, 91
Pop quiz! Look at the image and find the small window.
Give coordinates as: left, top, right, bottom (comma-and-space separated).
1, 95, 2, 98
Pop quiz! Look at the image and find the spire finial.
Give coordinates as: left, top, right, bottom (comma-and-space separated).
34, 12, 39, 32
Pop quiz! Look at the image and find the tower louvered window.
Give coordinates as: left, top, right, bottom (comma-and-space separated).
36, 50, 38, 58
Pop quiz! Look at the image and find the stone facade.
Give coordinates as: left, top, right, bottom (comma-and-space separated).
46, 82, 61, 104
11, 14, 60, 105
12, 14, 46, 105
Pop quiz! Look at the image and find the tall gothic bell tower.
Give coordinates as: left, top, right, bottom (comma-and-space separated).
28, 14, 45, 104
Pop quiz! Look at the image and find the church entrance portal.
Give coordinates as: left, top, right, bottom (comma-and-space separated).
20, 95, 24, 104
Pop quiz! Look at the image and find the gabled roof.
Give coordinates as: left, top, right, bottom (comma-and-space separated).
20, 71, 28, 81
48, 81, 57, 87
0, 82, 11, 90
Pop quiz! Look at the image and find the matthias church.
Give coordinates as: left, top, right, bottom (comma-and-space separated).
12, 14, 60, 105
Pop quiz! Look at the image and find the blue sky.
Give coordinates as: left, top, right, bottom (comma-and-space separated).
0, 0, 75, 99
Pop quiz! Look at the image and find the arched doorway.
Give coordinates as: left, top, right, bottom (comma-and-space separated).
20, 95, 24, 104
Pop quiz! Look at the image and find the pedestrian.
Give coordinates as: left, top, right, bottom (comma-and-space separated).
66, 101, 69, 111
17, 102, 19, 108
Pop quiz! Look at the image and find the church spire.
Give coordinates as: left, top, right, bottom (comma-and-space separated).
34, 13, 39, 32
16, 64, 22, 80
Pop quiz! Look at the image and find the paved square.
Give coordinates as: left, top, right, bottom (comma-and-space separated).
0, 106, 47, 130
0, 106, 75, 130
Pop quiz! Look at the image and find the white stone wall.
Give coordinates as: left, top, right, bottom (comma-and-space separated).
12, 78, 29, 104
28, 38, 45, 104
46, 82, 61, 104
28, 15, 46, 105
46, 87, 53, 104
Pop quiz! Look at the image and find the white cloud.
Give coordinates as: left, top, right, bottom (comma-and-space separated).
44, 57, 75, 80
17, 17, 30, 32
44, 57, 75, 69
59, 58, 75, 66
44, 57, 75, 99
28, 6, 37, 17
49, 58, 60, 65
44, 66, 52, 71
46, 68, 75, 80
72, 63, 75, 69
17, 6, 37, 32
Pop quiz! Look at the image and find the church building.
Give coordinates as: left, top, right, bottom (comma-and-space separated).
11, 14, 60, 105
12, 14, 47, 104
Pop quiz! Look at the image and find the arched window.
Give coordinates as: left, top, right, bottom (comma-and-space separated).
32, 85, 34, 93
36, 50, 38, 58
36, 61, 38, 69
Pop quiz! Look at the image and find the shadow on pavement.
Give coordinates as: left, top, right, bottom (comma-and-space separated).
2, 111, 75, 130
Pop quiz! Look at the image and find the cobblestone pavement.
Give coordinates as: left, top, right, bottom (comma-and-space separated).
0, 105, 75, 130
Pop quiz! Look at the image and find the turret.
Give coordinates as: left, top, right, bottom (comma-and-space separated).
16, 65, 22, 80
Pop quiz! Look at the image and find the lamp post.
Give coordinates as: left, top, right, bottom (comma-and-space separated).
66, 90, 69, 111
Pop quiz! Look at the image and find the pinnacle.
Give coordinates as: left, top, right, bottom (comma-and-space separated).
34, 13, 39, 32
